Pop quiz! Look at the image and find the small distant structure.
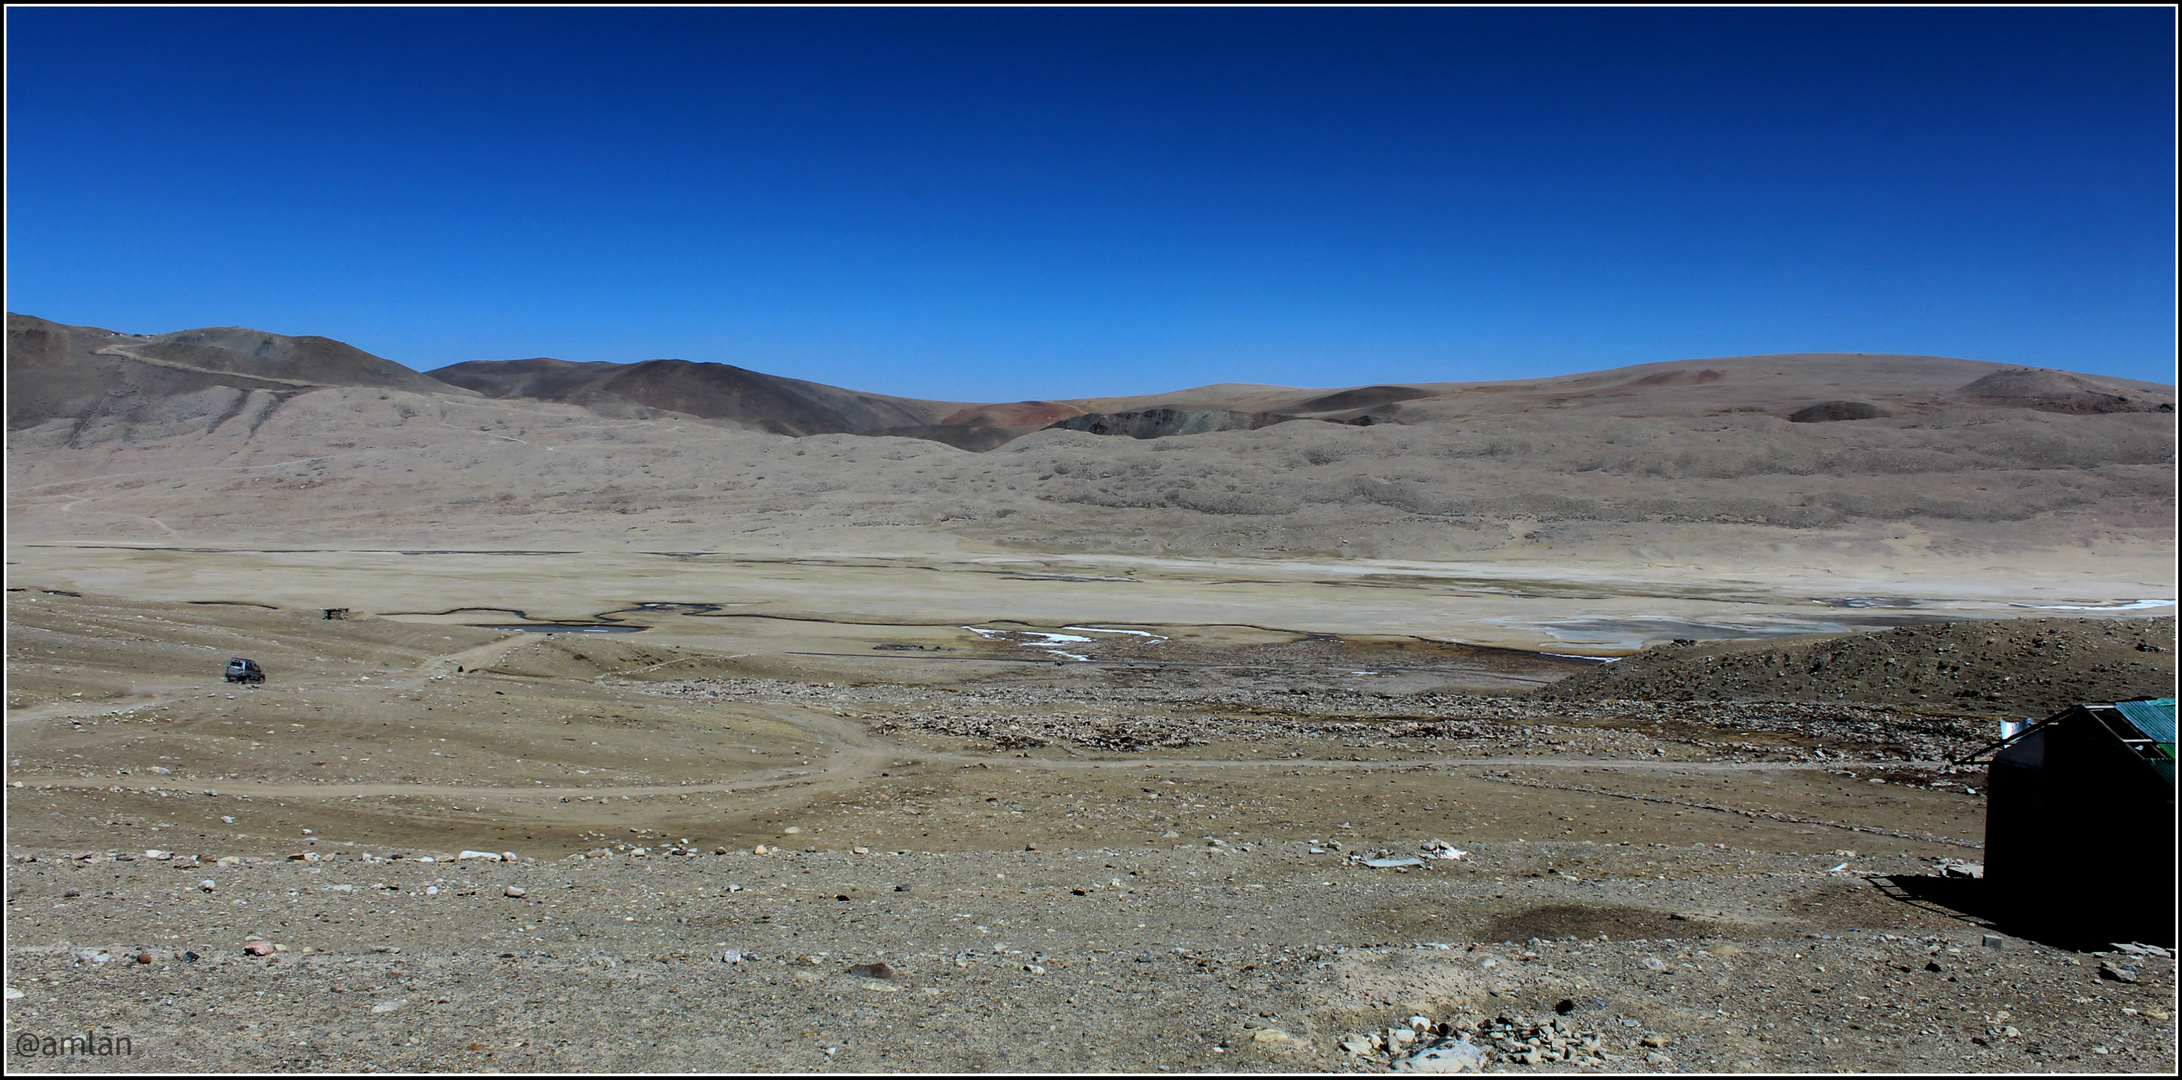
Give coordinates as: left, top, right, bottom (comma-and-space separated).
323, 608, 350, 620
1981, 698, 2174, 942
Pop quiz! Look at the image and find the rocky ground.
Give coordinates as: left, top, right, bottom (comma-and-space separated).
5, 843, 2174, 1072
5, 591, 2176, 1073
1535, 617, 2177, 718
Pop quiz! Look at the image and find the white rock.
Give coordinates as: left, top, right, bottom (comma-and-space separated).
198, 880, 216, 892
458, 850, 502, 861
414, 856, 435, 864
504, 886, 526, 898
424, 886, 440, 897
145, 850, 172, 860
500, 851, 518, 862
1394, 1040, 1486, 1073
4, 987, 23, 1000
371, 999, 407, 1014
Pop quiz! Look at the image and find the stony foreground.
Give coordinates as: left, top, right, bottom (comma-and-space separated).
6, 589, 2176, 1072
5, 839, 2175, 1073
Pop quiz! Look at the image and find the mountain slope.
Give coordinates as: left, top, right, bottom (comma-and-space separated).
428, 357, 966, 436
7, 315, 2172, 587
6, 312, 460, 434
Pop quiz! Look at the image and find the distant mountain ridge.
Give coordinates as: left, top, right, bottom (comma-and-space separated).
9, 313, 2174, 451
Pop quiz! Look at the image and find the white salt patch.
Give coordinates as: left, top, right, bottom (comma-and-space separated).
1063, 626, 1168, 642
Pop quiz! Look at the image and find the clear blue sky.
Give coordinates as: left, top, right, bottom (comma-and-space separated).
7, 7, 2175, 401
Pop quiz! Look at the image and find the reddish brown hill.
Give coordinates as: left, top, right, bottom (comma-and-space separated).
937, 401, 1088, 429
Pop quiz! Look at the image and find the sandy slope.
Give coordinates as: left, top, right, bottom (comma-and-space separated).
9, 363, 2174, 574
11, 313, 2173, 592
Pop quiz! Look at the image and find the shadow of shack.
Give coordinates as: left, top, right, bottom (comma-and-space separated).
1984, 698, 2175, 946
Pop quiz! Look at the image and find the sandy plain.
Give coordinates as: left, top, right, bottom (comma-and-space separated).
5, 324, 2177, 1072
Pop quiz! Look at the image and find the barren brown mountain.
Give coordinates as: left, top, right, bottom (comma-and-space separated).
427, 354, 968, 436
6, 314, 463, 440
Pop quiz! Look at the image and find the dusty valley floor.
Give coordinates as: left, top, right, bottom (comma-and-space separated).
3, 579, 2174, 1073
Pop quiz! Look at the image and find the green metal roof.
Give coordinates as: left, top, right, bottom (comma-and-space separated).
2112, 698, 2176, 755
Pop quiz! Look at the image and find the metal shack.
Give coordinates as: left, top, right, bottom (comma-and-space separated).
1983, 697, 2175, 943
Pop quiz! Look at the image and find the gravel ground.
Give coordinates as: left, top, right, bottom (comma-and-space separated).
6, 843, 2174, 1073
1533, 617, 2175, 717
7, 598, 2175, 1073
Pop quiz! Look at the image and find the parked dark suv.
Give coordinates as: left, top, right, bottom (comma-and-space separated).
224, 658, 265, 684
